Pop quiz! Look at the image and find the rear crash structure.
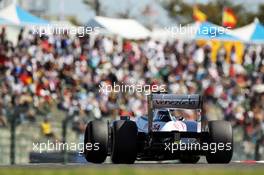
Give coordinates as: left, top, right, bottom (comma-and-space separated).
84, 93, 233, 164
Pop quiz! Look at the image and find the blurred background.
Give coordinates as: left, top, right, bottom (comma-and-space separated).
0, 0, 263, 164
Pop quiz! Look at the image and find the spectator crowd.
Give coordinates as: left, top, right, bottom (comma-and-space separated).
0, 27, 263, 159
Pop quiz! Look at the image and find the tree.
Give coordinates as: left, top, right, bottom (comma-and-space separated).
83, 0, 101, 15
68, 16, 81, 26
257, 4, 264, 22
160, 0, 262, 27
159, 0, 192, 24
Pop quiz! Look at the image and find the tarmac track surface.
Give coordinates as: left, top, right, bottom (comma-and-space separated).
1, 162, 264, 169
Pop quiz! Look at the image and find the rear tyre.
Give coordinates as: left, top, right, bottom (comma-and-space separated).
179, 156, 200, 164
84, 120, 108, 163
206, 120, 233, 164
111, 120, 137, 164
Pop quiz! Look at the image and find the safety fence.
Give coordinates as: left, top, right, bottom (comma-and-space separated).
0, 121, 81, 164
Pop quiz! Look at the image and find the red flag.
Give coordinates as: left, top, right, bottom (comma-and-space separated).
222, 7, 237, 28
193, 6, 207, 22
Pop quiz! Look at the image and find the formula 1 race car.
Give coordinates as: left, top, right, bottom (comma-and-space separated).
83, 93, 233, 164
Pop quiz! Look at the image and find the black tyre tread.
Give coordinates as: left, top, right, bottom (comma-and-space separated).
206, 120, 233, 164
84, 120, 108, 163
111, 120, 137, 164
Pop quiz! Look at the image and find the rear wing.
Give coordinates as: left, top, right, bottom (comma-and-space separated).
147, 93, 203, 133
152, 94, 202, 109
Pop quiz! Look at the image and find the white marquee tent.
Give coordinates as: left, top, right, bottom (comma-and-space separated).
230, 19, 264, 43
0, 2, 49, 26
87, 16, 150, 40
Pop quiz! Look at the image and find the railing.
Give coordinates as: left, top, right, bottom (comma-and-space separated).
0, 121, 81, 164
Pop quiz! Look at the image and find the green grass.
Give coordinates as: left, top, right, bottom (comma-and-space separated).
0, 166, 263, 175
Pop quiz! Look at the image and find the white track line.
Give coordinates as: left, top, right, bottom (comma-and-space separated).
233, 160, 264, 164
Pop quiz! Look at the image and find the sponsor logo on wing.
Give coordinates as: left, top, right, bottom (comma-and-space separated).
154, 98, 196, 106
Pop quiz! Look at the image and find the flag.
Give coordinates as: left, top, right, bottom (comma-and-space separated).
222, 7, 237, 28
193, 6, 207, 22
